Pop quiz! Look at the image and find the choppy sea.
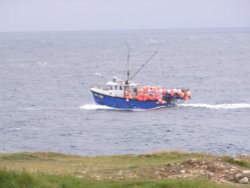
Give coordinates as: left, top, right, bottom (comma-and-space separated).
0, 28, 250, 156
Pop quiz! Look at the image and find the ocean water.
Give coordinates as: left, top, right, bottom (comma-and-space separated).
0, 29, 250, 156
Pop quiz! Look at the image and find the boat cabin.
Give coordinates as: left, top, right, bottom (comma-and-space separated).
104, 77, 140, 98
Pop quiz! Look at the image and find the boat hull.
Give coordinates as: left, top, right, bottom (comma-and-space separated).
91, 90, 181, 110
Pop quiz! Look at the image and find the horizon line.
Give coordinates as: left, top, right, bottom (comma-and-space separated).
0, 26, 250, 34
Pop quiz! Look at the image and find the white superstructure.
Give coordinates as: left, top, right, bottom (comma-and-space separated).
90, 77, 141, 98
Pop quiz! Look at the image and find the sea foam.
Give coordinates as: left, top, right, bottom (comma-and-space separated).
79, 104, 114, 110
181, 103, 250, 110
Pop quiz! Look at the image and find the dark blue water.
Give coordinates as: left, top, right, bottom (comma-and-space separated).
0, 29, 250, 156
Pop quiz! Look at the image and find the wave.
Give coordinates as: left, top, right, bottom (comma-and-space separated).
79, 104, 114, 110
79, 104, 151, 111
181, 103, 250, 110
80, 103, 250, 111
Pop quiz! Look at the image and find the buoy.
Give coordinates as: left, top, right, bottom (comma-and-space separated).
155, 94, 159, 100
152, 87, 157, 93
137, 94, 143, 101
137, 89, 142, 94
179, 92, 185, 98
186, 90, 191, 97
143, 87, 148, 93
148, 96, 153, 100
170, 90, 175, 96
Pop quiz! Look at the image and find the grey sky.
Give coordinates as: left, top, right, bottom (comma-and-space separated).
0, 0, 250, 32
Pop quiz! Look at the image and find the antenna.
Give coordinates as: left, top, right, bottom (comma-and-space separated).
131, 51, 158, 80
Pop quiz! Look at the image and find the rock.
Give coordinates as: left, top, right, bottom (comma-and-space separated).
201, 165, 207, 169
187, 158, 197, 166
207, 165, 220, 173
238, 177, 249, 184
235, 173, 243, 180
191, 158, 197, 162
243, 170, 250, 174
180, 170, 185, 174
229, 168, 237, 172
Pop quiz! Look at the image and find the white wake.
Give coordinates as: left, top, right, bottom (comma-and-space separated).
181, 103, 250, 110
79, 104, 114, 110
80, 103, 250, 111
79, 104, 149, 111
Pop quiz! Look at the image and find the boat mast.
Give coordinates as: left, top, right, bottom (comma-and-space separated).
125, 43, 130, 84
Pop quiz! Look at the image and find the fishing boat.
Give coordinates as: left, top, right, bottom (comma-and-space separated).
90, 50, 191, 110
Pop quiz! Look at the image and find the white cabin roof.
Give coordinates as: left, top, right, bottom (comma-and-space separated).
106, 81, 118, 86
104, 76, 142, 89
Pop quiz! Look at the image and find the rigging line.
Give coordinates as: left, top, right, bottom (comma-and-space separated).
131, 51, 158, 80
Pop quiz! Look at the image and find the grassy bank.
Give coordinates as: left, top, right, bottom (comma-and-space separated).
0, 170, 237, 188
0, 151, 249, 188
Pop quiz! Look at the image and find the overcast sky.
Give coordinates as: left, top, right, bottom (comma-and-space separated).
0, 0, 250, 32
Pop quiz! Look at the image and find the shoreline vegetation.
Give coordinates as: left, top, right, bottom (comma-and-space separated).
0, 151, 249, 188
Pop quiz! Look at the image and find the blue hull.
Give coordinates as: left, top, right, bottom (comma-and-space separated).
91, 91, 180, 110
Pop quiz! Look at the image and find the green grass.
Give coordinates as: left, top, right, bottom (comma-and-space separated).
0, 151, 215, 178
0, 169, 236, 188
223, 157, 250, 168
0, 152, 249, 188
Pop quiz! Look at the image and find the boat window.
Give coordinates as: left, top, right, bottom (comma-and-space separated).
115, 86, 118, 90
109, 86, 113, 90
119, 86, 123, 90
